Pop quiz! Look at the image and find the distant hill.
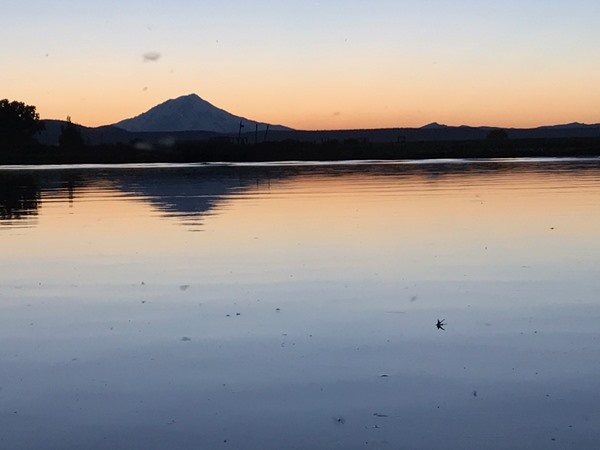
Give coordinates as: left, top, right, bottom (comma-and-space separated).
420, 122, 449, 130
261, 123, 600, 143
37, 119, 600, 147
37, 120, 134, 146
113, 93, 291, 133
507, 123, 600, 140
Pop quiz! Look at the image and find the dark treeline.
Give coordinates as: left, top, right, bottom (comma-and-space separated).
1, 136, 600, 165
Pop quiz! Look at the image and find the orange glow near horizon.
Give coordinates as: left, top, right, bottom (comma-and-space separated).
11, 45, 600, 131
30, 84, 600, 131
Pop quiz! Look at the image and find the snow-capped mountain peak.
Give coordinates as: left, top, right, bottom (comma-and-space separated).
114, 94, 290, 133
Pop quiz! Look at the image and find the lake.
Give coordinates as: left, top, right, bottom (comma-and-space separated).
1, 158, 600, 449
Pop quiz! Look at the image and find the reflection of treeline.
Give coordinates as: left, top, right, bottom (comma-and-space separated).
0, 172, 85, 222
0, 175, 41, 221
1, 136, 600, 164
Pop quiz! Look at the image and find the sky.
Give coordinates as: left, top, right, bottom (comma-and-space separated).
2, 0, 600, 130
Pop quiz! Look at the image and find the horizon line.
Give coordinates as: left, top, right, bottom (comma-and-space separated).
39, 116, 600, 133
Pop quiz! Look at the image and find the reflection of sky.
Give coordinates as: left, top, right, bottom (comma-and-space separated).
2, 161, 600, 285
1, 161, 600, 449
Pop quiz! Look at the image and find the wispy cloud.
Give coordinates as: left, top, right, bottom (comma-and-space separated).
142, 51, 161, 62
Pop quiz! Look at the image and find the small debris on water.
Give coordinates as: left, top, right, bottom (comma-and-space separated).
473, 390, 478, 397
410, 295, 418, 302
181, 337, 191, 342
179, 285, 190, 291
379, 374, 389, 378
333, 416, 346, 425
373, 413, 388, 418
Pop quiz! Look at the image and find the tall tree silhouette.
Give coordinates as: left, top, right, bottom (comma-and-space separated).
59, 116, 85, 148
0, 99, 45, 147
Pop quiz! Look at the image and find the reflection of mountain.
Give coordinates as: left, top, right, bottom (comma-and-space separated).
116, 169, 256, 222
115, 167, 295, 226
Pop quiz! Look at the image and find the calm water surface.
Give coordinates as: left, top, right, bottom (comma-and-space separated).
1, 159, 600, 449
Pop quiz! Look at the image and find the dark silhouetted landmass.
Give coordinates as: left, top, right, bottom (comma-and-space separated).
2, 95, 600, 164
2, 134, 600, 165
4, 119, 600, 165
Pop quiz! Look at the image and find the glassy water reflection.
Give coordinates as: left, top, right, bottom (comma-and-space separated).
1, 159, 599, 449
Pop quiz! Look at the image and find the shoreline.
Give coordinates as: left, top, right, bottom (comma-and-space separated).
1, 136, 600, 166
1, 156, 600, 171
